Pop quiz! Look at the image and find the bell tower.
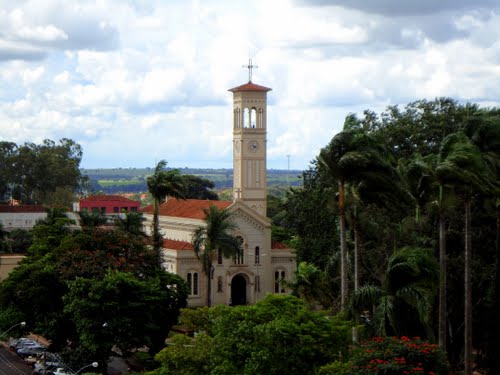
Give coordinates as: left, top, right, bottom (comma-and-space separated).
229, 60, 271, 217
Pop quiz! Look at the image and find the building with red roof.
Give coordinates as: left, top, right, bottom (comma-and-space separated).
140, 75, 296, 307
75, 194, 140, 215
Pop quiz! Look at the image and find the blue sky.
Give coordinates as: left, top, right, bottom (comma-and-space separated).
1, 0, 499, 170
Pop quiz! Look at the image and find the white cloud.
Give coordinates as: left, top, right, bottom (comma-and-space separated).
0, 0, 499, 171
17, 24, 68, 42
22, 66, 44, 85
53, 70, 69, 84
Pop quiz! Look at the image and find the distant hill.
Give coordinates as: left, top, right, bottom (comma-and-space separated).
81, 167, 303, 194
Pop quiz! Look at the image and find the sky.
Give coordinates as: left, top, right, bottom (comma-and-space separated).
1, 0, 499, 171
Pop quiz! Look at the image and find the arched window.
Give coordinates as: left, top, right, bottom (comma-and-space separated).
217, 249, 222, 264
234, 236, 244, 264
258, 108, 264, 128
274, 271, 280, 293
187, 272, 199, 295
274, 270, 286, 293
235, 247, 244, 264
217, 276, 223, 293
250, 108, 257, 128
255, 246, 260, 264
281, 271, 286, 293
243, 108, 250, 128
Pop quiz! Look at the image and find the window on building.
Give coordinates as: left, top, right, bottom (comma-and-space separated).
131, 207, 137, 212
187, 272, 199, 296
100, 207, 106, 214
113, 207, 119, 213
243, 108, 250, 128
255, 246, 260, 264
193, 273, 198, 295
274, 270, 286, 293
235, 248, 244, 265
281, 271, 286, 293
217, 249, 222, 264
250, 107, 257, 128
234, 236, 244, 264
217, 276, 223, 293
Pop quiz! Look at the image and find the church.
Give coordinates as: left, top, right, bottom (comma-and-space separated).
140, 69, 296, 307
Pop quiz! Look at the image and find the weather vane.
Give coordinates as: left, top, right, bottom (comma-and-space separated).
242, 58, 258, 82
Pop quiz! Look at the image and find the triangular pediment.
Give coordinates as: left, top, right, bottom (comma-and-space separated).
227, 200, 271, 232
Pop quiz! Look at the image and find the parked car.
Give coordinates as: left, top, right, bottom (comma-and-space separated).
24, 355, 39, 365
15, 338, 39, 350
11, 337, 35, 350
49, 368, 72, 375
33, 362, 61, 375
16, 345, 46, 358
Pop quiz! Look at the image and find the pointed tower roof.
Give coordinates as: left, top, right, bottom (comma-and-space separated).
229, 82, 272, 93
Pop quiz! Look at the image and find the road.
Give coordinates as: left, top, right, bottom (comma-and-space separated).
0, 347, 31, 375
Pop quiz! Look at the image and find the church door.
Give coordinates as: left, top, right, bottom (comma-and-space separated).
231, 274, 247, 306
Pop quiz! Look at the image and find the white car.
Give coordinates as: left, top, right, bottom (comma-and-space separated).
51, 368, 73, 375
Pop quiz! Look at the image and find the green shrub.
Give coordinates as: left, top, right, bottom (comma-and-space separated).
349, 336, 449, 375
317, 361, 351, 374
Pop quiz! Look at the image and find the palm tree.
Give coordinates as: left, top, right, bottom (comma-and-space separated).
319, 130, 366, 310
192, 205, 241, 306
147, 160, 186, 266
398, 155, 434, 225
400, 153, 451, 349
115, 211, 145, 236
352, 246, 439, 337
436, 131, 495, 375
78, 209, 107, 228
465, 115, 500, 374
319, 129, 403, 309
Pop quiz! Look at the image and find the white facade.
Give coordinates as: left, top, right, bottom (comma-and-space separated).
142, 79, 296, 307
0, 207, 47, 230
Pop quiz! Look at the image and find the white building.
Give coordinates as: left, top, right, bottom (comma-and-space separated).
0, 205, 47, 231
141, 78, 296, 307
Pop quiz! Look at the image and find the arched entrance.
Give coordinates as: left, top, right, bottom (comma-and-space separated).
230, 274, 247, 306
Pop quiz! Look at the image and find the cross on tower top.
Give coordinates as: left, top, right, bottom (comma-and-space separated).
242, 58, 258, 82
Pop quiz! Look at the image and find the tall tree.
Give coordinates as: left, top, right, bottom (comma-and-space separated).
192, 205, 241, 306
319, 128, 403, 309
464, 114, 500, 374
147, 160, 186, 267
399, 153, 451, 349
436, 132, 493, 375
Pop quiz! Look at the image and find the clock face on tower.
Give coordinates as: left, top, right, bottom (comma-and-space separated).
248, 140, 258, 152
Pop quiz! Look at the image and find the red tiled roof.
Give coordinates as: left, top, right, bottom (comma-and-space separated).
81, 195, 139, 203
164, 238, 193, 251
229, 82, 272, 93
0, 205, 46, 213
140, 199, 232, 220
271, 240, 289, 250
